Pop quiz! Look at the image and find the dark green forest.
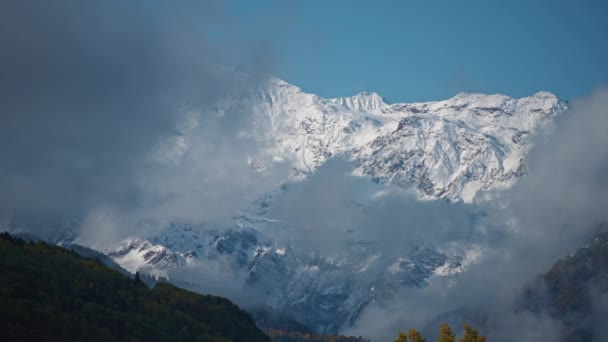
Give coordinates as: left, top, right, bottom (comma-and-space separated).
0, 232, 269, 342
265, 328, 370, 342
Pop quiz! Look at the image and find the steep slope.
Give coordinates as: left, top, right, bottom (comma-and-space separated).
524, 225, 608, 342
0, 232, 269, 342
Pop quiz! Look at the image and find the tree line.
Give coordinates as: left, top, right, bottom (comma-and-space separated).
394, 323, 486, 342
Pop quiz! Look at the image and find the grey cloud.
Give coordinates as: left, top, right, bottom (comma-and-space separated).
341, 88, 608, 341
0, 1, 284, 239
267, 158, 477, 255
167, 254, 269, 309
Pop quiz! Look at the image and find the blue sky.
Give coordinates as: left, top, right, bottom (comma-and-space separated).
227, 0, 608, 102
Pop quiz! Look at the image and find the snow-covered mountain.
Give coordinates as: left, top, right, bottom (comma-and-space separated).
246, 79, 565, 201
102, 78, 566, 332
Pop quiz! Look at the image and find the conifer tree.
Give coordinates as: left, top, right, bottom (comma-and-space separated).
438, 323, 456, 342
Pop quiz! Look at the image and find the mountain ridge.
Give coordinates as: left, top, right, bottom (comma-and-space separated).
242, 78, 566, 201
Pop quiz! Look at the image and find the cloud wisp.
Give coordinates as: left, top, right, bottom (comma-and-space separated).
0, 1, 289, 245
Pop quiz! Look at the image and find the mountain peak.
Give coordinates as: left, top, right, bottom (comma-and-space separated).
330, 91, 389, 111
531, 90, 558, 98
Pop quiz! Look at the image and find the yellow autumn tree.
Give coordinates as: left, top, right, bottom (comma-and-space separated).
394, 323, 484, 342
394, 328, 426, 342
438, 323, 456, 342
394, 331, 409, 342
408, 328, 426, 342
458, 324, 486, 342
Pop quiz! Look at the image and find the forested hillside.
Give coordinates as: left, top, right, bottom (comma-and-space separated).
0, 232, 269, 342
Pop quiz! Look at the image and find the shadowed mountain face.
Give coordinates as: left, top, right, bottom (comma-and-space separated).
524, 225, 608, 342
0, 232, 269, 342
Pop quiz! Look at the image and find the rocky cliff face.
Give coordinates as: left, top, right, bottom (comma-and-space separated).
524, 225, 608, 342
